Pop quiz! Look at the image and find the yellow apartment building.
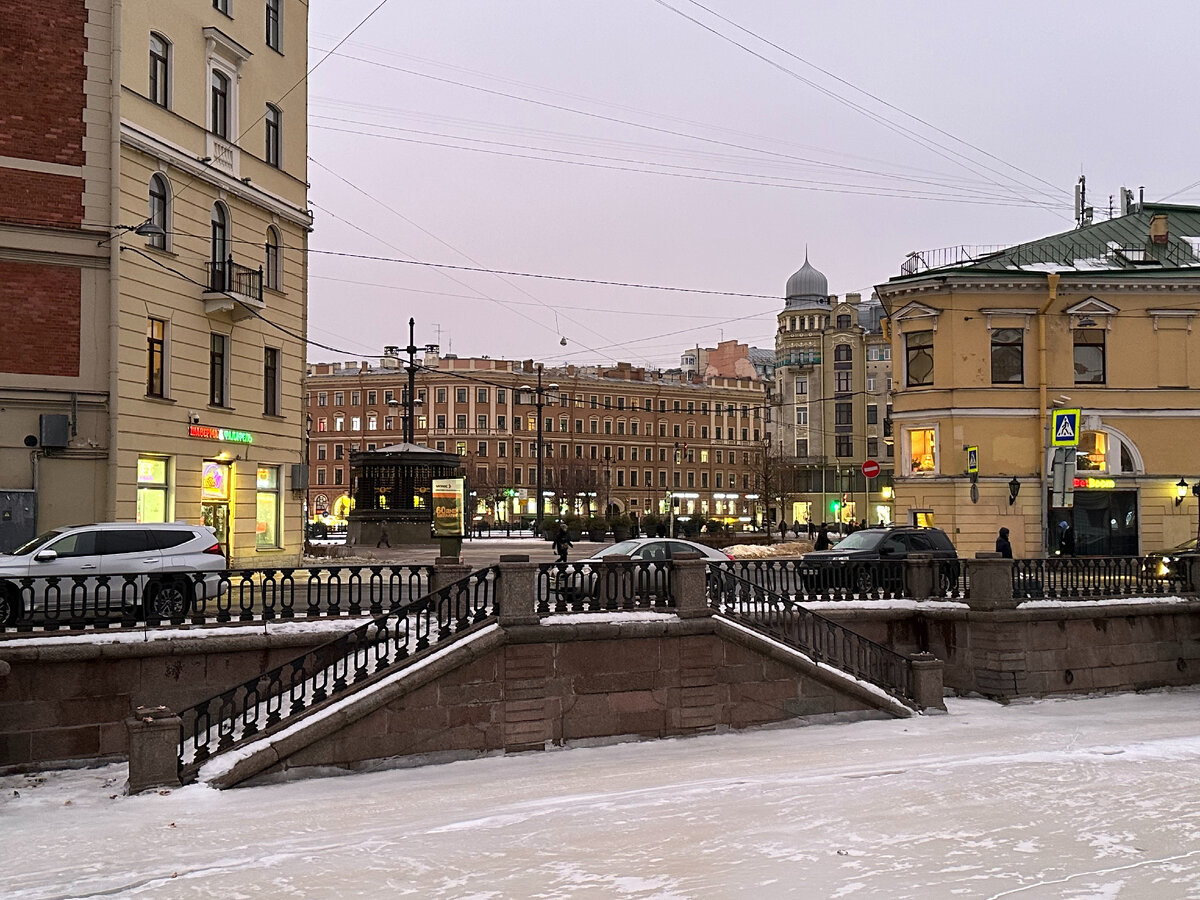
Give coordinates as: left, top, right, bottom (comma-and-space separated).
876, 201, 1200, 558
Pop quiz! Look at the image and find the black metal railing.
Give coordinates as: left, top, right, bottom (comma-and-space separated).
708, 567, 916, 707
1012, 556, 1193, 600
176, 565, 498, 782
0, 565, 433, 633
206, 257, 263, 302
536, 560, 673, 614
901, 238, 1200, 276
713, 558, 968, 602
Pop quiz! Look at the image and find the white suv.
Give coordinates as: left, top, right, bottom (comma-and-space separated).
0, 523, 226, 625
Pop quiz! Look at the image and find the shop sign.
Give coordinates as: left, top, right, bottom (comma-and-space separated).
189, 424, 254, 444
1073, 476, 1115, 489
201, 461, 230, 500
432, 477, 465, 537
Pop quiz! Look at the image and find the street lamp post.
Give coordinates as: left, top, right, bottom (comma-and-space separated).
603, 447, 611, 519
519, 364, 557, 535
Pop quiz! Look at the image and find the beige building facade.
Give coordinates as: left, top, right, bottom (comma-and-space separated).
0, 0, 311, 565
877, 202, 1200, 557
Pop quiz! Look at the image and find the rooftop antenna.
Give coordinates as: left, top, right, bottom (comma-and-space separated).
1074, 175, 1093, 227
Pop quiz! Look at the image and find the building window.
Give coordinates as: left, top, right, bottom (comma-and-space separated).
795, 377, 807, 396
835, 371, 852, 392
210, 70, 230, 139
256, 466, 280, 549
317, 444, 326, 460
868, 438, 879, 457
149, 33, 170, 107
835, 435, 853, 457
317, 392, 326, 406
477, 441, 487, 456
316, 468, 326, 485
264, 226, 282, 290
456, 388, 467, 403
991, 328, 1024, 384
796, 438, 808, 457
867, 404, 878, 425
835, 403, 853, 425
210, 202, 229, 265
908, 427, 938, 474
866, 375, 876, 392
147, 174, 170, 250
478, 414, 489, 431
333, 392, 344, 406
263, 347, 280, 415
1074, 329, 1106, 384
213, 0, 230, 14
477, 387, 489, 403
334, 468, 344, 486
137, 456, 170, 522
209, 333, 229, 407
835, 344, 853, 362
456, 414, 467, 429
837, 314, 851, 329
367, 414, 377, 431
265, 104, 281, 166
265, 0, 281, 50
905, 330, 934, 386
146, 318, 166, 394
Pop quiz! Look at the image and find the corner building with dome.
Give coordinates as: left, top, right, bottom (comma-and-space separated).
768, 255, 896, 528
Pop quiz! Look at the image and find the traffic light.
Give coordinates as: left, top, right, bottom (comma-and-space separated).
829, 498, 841, 516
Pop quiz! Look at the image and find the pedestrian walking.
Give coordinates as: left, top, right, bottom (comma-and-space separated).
1056, 521, 1075, 557
779, 519, 787, 541
376, 524, 390, 548
995, 526, 1013, 558
814, 524, 831, 551
807, 520, 815, 539
552, 523, 573, 563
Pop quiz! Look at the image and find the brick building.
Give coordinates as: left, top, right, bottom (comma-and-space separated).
305, 354, 768, 529
0, 0, 311, 564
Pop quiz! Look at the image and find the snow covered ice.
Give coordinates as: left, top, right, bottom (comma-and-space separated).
5, 690, 1200, 898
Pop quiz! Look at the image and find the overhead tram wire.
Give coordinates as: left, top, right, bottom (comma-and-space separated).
678, 0, 1070, 203
308, 158, 645, 366
310, 119, 1062, 208
652, 0, 1068, 215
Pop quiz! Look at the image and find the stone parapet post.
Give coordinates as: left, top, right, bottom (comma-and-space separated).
967, 554, 1017, 610
909, 653, 946, 711
431, 556, 472, 594
1183, 553, 1200, 595
125, 706, 182, 794
903, 553, 936, 600
671, 555, 712, 618
496, 555, 539, 627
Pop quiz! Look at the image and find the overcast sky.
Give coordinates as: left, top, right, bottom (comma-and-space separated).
304, 1, 1200, 369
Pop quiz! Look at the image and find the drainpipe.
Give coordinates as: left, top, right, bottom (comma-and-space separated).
106, 0, 123, 520
1038, 273, 1060, 556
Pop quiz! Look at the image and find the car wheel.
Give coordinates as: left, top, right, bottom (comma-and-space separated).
939, 569, 957, 595
144, 577, 192, 619
0, 584, 21, 626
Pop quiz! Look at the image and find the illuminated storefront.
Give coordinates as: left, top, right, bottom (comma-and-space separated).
201, 460, 232, 553
136, 456, 170, 523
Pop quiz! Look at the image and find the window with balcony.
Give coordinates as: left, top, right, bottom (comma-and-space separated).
210, 70, 230, 139
149, 33, 170, 107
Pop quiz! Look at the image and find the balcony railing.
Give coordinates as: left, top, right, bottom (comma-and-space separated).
206, 257, 263, 304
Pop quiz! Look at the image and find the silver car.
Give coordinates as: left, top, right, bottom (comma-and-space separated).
0, 523, 226, 625
548, 538, 731, 604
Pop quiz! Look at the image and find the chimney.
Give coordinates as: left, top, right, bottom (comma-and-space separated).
846, 292, 861, 305
1150, 214, 1169, 245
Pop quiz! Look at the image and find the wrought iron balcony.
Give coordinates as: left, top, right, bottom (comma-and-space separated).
203, 257, 264, 319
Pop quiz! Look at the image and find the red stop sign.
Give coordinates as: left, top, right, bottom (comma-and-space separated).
861, 459, 881, 479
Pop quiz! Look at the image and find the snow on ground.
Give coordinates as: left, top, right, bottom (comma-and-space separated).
5, 689, 1200, 898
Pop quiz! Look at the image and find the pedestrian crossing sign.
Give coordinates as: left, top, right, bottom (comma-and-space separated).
1051, 408, 1081, 447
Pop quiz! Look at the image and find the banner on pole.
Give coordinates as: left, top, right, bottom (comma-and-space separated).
432, 477, 465, 537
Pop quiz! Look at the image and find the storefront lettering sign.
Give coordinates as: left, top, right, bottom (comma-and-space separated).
1073, 476, 1115, 489
189, 425, 254, 444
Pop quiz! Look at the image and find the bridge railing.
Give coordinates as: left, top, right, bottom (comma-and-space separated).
176, 565, 498, 782
1012, 556, 1194, 600
708, 566, 917, 707
535, 560, 673, 614
711, 557, 970, 602
0, 565, 434, 633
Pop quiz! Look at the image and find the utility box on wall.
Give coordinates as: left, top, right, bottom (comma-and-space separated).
0, 490, 37, 553
39, 414, 70, 449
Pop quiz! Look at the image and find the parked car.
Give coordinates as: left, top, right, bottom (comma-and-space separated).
0, 523, 226, 625
548, 538, 731, 604
801, 526, 960, 594
1141, 537, 1198, 581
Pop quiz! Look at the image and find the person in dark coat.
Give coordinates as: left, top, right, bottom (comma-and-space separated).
779, 519, 788, 540
552, 523, 573, 563
814, 524, 831, 551
1056, 521, 1075, 557
995, 526, 1013, 558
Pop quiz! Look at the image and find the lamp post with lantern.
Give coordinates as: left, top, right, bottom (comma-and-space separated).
519, 364, 557, 535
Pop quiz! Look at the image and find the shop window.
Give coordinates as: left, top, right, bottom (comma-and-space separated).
990, 328, 1024, 383
255, 466, 280, 549
905, 330, 934, 386
1074, 329, 1106, 384
137, 456, 170, 522
907, 427, 938, 474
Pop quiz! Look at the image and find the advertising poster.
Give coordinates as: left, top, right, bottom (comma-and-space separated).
432, 477, 465, 537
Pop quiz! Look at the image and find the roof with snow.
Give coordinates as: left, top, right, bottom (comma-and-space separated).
889, 202, 1200, 281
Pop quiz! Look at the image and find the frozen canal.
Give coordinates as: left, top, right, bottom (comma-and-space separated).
5, 690, 1200, 898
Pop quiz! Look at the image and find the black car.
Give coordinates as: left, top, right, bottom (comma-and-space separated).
802, 526, 960, 594
1141, 538, 1198, 582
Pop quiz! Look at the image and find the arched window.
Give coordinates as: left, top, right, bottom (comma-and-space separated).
264, 225, 282, 290
149, 33, 170, 108
210, 70, 230, 138
834, 344, 853, 362
210, 203, 229, 290
147, 174, 169, 250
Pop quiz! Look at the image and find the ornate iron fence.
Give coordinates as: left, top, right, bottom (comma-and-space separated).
708, 567, 917, 707
1012, 556, 1193, 600
536, 560, 673, 614
712, 558, 968, 601
0, 565, 433, 634
176, 565, 498, 782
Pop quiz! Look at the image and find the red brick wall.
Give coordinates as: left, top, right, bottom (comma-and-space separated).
0, 0, 87, 166
0, 261, 81, 376
0, 0, 87, 228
